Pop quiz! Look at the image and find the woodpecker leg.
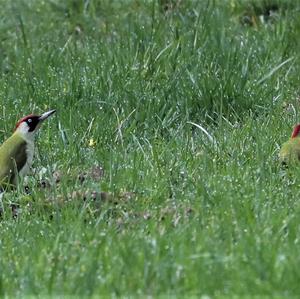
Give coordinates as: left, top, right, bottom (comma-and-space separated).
0, 192, 4, 219
11, 203, 19, 219
281, 161, 288, 170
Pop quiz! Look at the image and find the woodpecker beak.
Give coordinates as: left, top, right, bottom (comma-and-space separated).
39, 109, 56, 122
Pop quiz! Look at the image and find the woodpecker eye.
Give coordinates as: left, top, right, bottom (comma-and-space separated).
27, 119, 32, 123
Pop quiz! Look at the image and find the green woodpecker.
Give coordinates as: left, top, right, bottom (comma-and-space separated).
0, 110, 56, 190
279, 124, 300, 165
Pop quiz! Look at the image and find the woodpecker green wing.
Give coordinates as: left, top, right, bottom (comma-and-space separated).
279, 137, 300, 164
0, 133, 27, 187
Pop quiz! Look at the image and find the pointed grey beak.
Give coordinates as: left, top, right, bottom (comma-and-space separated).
39, 109, 56, 121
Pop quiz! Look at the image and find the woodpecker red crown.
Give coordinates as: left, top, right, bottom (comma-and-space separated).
291, 124, 300, 138
15, 114, 39, 131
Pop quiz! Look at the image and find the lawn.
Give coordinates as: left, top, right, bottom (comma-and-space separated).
0, 0, 300, 297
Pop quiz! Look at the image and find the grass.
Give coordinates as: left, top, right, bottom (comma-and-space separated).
0, 0, 300, 297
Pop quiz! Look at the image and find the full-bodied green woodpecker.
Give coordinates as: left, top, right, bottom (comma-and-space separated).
279, 124, 300, 165
0, 109, 56, 190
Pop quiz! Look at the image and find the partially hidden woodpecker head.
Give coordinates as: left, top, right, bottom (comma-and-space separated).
291, 124, 300, 139
15, 109, 56, 139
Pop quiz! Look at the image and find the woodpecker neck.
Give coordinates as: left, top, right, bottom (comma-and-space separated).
14, 122, 36, 143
